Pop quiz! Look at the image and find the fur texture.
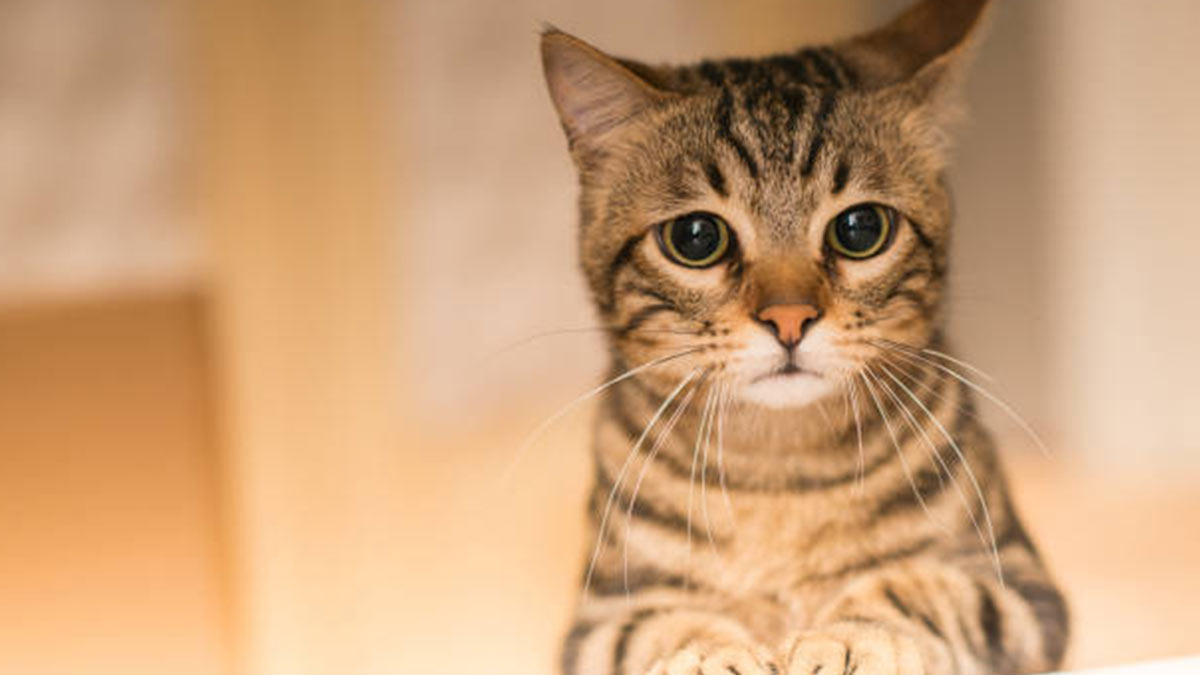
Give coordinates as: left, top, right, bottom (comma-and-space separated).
540, 1, 1068, 673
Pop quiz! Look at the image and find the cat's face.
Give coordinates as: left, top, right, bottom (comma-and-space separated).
543, 1, 983, 408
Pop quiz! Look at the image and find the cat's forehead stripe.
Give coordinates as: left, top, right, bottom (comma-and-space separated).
800, 91, 837, 177
714, 88, 760, 179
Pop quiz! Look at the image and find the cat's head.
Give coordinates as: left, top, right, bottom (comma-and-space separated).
541, 0, 988, 408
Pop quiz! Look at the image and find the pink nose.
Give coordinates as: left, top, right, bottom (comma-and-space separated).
757, 304, 821, 347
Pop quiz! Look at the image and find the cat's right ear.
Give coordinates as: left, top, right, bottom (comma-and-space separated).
540, 28, 669, 156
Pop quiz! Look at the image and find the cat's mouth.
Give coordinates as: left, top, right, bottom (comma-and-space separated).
752, 360, 822, 383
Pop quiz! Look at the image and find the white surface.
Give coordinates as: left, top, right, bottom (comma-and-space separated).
1058, 656, 1200, 674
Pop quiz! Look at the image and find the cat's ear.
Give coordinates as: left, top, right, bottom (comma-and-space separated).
841, 0, 990, 158
839, 0, 990, 105
540, 28, 670, 154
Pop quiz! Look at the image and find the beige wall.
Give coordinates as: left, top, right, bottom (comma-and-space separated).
0, 0, 197, 303
1041, 0, 1200, 467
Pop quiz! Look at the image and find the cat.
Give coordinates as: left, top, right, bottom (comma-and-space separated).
539, 0, 1068, 673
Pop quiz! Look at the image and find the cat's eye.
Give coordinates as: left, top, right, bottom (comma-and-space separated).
657, 212, 732, 268
826, 204, 894, 259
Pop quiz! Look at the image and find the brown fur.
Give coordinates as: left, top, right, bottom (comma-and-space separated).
541, 1, 1067, 673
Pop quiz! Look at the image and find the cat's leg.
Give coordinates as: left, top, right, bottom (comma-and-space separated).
563, 600, 777, 675
782, 556, 1067, 675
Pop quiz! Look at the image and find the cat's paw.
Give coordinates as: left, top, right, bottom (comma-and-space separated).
647, 643, 779, 675
782, 622, 922, 675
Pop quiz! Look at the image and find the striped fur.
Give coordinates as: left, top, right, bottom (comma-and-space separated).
540, 1, 1067, 673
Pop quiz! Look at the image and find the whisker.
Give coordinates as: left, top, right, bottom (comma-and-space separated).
622, 370, 704, 596
874, 341, 1051, 457
481, 325, 704, 365
878, 362, 1004, 585
867, 363, 948, 494
686, 381, 719, 588
858, 370, 951, 535
583, 368, 701, 597
716, 381, 735, 524
847, 377, 866, 497
699, 380, 722, 560
814, 398, 836, 437
870, 363, 991, 564
501, 347, 702, 485
876, 352, 980, 422
920, 347, 995, 383
874, 338, 995, 383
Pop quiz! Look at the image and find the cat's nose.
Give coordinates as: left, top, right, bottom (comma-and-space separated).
756, 303, 821, 348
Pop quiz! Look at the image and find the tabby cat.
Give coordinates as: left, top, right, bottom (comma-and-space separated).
539, 0, 1068, 673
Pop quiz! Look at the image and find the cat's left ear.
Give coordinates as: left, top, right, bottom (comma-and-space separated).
540, 28, 671, 157
840, 0, 988, 153
839, 0, 990, 88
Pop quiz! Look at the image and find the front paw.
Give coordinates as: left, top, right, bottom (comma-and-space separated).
783, 622, 922, 675
647, 643, 779, 675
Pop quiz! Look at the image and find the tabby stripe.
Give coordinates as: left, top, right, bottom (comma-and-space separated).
800, 91, 836, 177
703, 161, 728, 197
592, 405, 720, 541
715, 88, 760, 179
805, 535, 937, 583
771, 54, 812, 86
698, 61, 725, 87
871, 408, 968, 518
908, 217, 937, 251
622, 282, 676, 307
592, 461, 711, 541
992, 514, 1035, 552
832, 160, 851, 194
820, 47, 856, 87
883, 584, 944, 639
589, 565, 689, 597
618, 303, 675, 336
724, 58, 754, 85
802, 48, 841, 87
780, 87, 808, 164
976, 582, 1006, 668
742, 81, 776, 156
561, 621, 594, 675
1009, 578, 1069, 666
614, 609, 659, 675
603, 234, 646, 310
886, 289, 933, 317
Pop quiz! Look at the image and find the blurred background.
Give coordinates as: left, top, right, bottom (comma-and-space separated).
1, 0, 1198, 673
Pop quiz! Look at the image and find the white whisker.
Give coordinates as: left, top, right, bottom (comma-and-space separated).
847, 377, 866, 497
877, 342, 1050, 457
716, 381, 736, 524
622, 372, 703, 595
699, 381, 721, 559
870, 364, 982, 550
685, 381, 719, 588
878, 362, 1004, 585
583, 368, 700, 598
502, 347, 702, 485
859, 370, 951, 535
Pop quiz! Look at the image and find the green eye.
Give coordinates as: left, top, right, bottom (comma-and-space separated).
657, 212, 732, 268
826, 204, 894, 259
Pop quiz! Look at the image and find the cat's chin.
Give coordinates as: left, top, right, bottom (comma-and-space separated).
736, 371, 838, 409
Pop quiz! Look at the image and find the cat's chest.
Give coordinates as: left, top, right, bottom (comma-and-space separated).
699, 487, 871, 592
684, 487, 873, 633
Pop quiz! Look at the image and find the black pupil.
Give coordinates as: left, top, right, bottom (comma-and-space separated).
836, 207, 884, 253
671, 215, 721, 261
